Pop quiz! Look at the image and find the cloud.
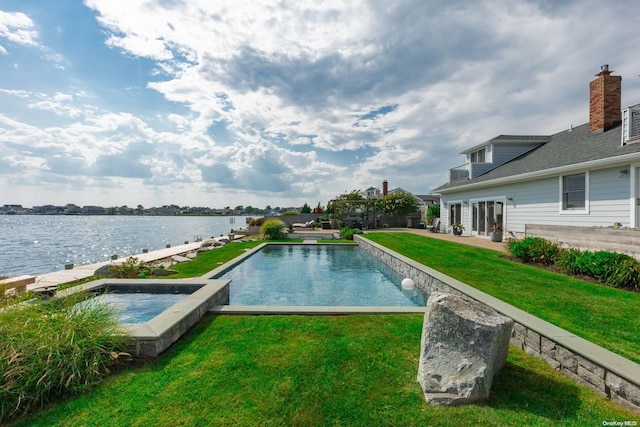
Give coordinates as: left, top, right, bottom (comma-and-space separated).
1, 0, 640, 208
0, 10, 40, 48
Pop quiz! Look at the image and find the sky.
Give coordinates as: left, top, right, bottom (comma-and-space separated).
1, 1, 640, 210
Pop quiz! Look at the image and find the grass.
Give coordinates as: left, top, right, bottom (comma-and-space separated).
165, 240, 263, 278
364, 232, 640, 364
6, 234, 640, 424
9, 315, 637, 426
0, 292, 130, 422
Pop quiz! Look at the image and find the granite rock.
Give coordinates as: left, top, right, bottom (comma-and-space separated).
417, 292, 514, 405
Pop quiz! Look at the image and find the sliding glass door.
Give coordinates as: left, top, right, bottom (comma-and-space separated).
471, 200, 503, 236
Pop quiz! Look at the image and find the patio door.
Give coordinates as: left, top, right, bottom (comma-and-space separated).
471, 200, 503, 236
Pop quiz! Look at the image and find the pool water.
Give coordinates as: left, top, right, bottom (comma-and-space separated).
83, 293, 188, 323
217, 245, 427, 306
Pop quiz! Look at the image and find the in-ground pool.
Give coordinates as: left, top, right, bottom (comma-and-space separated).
59, 278, 230, 357
79, 292, 189, 324
215, 244, 427, 306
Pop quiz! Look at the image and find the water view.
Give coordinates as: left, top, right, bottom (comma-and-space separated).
0, 215, 249, 278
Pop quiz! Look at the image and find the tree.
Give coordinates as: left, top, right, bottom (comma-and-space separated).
426, 204, 440, 222
377, 192, 419, 216
327, 190, 366, 217
300, 203, 312, 214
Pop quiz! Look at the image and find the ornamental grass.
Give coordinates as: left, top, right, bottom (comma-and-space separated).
0, 292, 130, 423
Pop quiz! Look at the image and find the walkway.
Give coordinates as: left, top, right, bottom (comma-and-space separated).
29, 242, 203, 290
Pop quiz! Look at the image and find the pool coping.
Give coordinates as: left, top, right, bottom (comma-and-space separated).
211, 305, 425, 314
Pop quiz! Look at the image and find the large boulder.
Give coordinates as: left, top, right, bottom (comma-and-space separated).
417, 292, 513, 406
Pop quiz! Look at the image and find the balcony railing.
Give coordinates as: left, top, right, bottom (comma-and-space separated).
449, 164, 469, 181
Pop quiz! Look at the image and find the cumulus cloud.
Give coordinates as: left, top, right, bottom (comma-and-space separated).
0, 10, 40, 47
1, 0, 640, 208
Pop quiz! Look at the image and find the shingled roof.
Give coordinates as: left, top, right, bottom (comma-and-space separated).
433, 122, 640, 193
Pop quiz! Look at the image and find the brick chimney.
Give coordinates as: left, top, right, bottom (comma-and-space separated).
382, 180, 388, 197
589, 64, 622, 132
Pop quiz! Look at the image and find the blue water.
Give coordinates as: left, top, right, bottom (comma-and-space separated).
218, 245, 427, 306
84, 293, 188, 324
0, 215, 249, 277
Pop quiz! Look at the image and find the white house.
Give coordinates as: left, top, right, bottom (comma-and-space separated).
432, 65, 640, 238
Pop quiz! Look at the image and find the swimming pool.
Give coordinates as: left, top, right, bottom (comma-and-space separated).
60, 278, 230, 357
80, 292, 189, 324
215, 245, 427, 306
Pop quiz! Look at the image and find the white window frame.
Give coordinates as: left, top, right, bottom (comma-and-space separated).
559, 172, 589, 214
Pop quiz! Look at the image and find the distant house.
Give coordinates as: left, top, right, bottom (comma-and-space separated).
82, 205, 107, 215
432, 65, 640, 237
364, 186, 381, 198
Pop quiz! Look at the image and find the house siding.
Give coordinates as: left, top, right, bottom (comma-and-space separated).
440, 165, 632, 234
492, 143, 542, 166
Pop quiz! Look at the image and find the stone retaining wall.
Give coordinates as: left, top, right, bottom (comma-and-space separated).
355, 235, 640, 413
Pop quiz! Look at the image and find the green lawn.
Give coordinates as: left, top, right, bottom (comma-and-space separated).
11, 315, 637, 426
8, 235, 640, 425
364, 232, 640, 364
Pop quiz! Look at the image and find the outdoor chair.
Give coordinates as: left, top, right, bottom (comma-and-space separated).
426, 217, 440, 233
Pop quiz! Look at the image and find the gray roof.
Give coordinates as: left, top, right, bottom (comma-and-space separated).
434, 122, 640, 193
460, 134, 551, 154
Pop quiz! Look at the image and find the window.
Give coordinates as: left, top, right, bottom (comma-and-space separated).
470, 148, 485, 163
562, 173, 586, 210
449, 203, 462, 225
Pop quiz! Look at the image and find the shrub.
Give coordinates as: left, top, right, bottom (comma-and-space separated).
339, 227, 363, 240
574, 251, 610, 280
574, 251, 636, 284
261, 219, 287, 240
248, 217, 265, 227
528, 238, 560, 265
606, 256, 640, 290
0, 293, 130, 423
551, 247, 639, 290
426, 204, 440, 223
507, 237, 559, 264
109, 257, 151, 278
555, 248, 583, 275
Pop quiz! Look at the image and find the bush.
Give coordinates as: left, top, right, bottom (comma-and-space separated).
521, 243, 640, 291
426, 204, 440, 223
261, 219, 287, 240
0, 293, 130, 423
555, 248, 583, 275
109, 257, 151, 278
606, 256, 640, 290
574, 251, 636, 284
248, 217, 265, 227
339, 227, 363, 240
507, 237, 559, 265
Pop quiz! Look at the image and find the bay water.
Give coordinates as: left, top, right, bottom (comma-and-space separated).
0, 215, 250, 278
